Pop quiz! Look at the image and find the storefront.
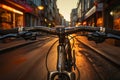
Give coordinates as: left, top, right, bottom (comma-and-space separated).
111, 6, 120, 30
110, 5, 120, 46
83, 3, 103, 27
0, 0, 34, 29
0, 4, 23, 29
103, 1, 120, 46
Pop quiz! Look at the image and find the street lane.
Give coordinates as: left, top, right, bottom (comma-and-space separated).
0, 36, 101, 80
0, 37, 58, 80
76, 36, 120, 80
72, 38, 100, 80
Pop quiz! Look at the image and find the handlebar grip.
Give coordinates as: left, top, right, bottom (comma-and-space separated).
105, 28, 120, 36
0, 34, 17, 40
0, 28, 18, 35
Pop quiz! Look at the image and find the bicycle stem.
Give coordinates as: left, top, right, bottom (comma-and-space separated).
56, 27, 67, 72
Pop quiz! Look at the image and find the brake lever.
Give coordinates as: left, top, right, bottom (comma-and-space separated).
0, 34, 18, 40
19, 31, 36, 40
107, 33, 120, 40
87, 31, 106, 43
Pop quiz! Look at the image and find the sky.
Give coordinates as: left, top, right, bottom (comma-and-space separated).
57, 0, 78, 21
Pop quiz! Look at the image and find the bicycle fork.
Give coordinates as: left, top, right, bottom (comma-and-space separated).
48, 45, 76, 80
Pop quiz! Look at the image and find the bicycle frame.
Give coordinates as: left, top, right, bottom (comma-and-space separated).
48, 28, 76, 80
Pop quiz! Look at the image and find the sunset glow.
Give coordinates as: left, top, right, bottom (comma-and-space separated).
57, 0, 78, 21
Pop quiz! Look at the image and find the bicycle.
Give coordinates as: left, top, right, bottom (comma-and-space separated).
0, 26, 120, 80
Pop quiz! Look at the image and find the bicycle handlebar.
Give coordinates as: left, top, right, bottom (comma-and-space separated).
105, 28, 120, 36
0, 26, 120, 40
24, 26, 120, 35
24, 26, 102, 35
0, 34, 17, 40
0, 28, 18, 35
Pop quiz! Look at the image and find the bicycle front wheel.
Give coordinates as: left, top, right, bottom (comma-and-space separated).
51, 73, 70, 80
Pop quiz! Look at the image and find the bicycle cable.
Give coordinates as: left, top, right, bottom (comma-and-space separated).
45, 39, 58, 73
69, 35, 81, 80
69, 35, 76, 49
45, 35, 80, 80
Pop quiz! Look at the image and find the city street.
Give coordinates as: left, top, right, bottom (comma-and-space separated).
0, 35, 119, 80
0, 36, 99, 80
0, 0, 120, 80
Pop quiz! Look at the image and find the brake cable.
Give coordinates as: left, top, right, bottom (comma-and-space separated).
45, 39, 58, 72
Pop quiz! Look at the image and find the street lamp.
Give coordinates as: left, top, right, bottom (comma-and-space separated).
38, 5, 44, 10
38, 5, 44, 26
110, 11, 114, 16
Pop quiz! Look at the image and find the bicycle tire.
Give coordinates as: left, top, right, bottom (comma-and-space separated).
51, 73, 70, 80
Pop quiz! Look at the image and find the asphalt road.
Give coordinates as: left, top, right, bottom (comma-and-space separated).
0, 37, 101, 80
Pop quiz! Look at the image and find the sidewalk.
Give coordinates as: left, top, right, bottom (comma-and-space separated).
76, 36, 120, 66
0, 39, 35, 51
0, 36, 49, 52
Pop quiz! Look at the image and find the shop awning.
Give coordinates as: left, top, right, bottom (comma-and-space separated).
5, 0, 33, 12
84, 6, 96, 20
84, 3, 103, 20
0, 4, 23, 15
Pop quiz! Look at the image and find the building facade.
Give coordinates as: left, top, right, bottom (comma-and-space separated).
103, 0, 120, 46
0, 0, 33, 29
76, 0, 120, 46
103, 0, 120, 30
76, 0, 103, 26
70, 8, 77, 26
0, 0, 63, 29
25, 0, 40, 27
45, 0, 62, 27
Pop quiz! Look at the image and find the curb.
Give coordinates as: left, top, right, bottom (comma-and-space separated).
76, 38, 120, 67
